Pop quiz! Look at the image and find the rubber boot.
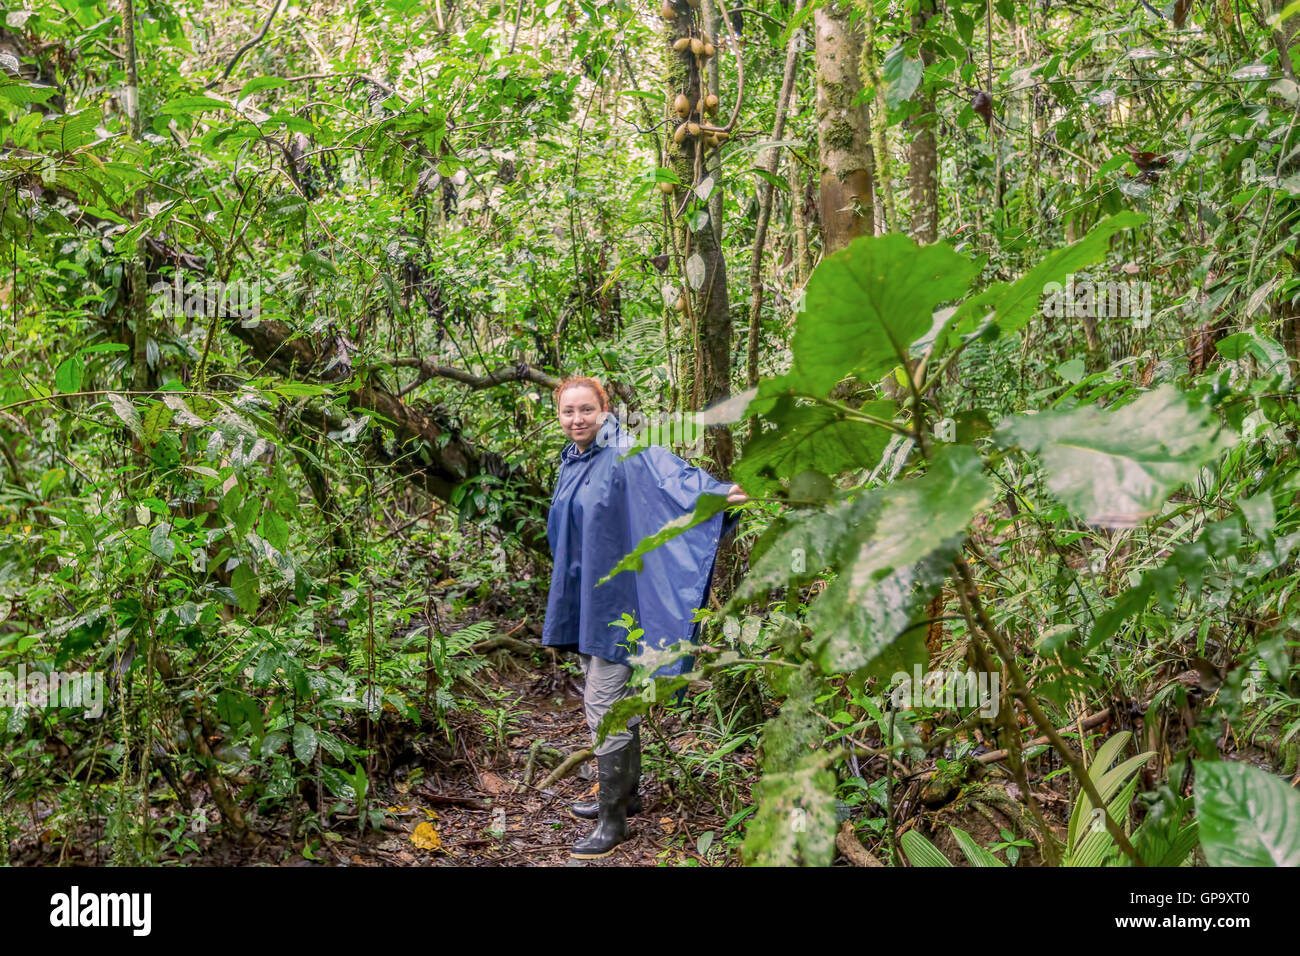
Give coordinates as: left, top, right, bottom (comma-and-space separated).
570, 724, 641, 820
570, 738, 635, 859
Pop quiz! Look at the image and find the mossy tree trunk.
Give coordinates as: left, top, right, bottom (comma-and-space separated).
907, 0, 939, 245
663, 1, 734, 473
815, 1, 875, 254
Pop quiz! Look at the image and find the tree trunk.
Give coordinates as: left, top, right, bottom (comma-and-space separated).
748, 0, 806, 394
815, 1, 874, 254
906, 0, 939, 245
664, 4, 734, 472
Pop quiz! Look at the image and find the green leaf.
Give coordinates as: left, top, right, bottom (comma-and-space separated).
141, 401, 174, 444
809, 444, 994, 675
900, 830, 953, 866
997, 385, 1234, 527
1194, 761, 1300, 866
55, 356, 84, 393
261, 509, 291, 553
159, 94, 231, 116
950, 826, 1005, 866
0, 80, 57, 105
728, 493, 879, 607
231, 561, 258, 614
105, 392, 142, 437
784, 234, 977, 398
732, 398, 895, 497
149, 522, 175, 563
882, 45, 924, 109
239, 77, 290, 97
742, 661, 842, 875
300, 249, 338, 278
293, 722, 319, 764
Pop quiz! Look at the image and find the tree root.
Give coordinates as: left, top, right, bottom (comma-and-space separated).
534, 747, 593, 791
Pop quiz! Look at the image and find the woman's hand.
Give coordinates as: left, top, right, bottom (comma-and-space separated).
726, 483, 749, 504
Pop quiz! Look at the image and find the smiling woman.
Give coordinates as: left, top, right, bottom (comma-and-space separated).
543, 376, 746, 859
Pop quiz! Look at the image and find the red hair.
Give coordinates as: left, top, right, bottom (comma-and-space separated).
553, 376, 609, 411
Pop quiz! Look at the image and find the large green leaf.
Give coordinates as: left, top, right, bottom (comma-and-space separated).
809, 444, 994, 675
1194, 761, 1300, 866
900, 830, 953, 866
727, 492, 880, 607
784, 234, 977, 398
732, 397, 896, 497
951, 826, 1004, 867
293, 722, 318, 764
996, 385, 1234, 528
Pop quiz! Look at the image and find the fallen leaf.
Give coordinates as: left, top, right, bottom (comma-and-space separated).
659, 816, 676, 834
411, 821, 442, 851
479, 771, 507, 794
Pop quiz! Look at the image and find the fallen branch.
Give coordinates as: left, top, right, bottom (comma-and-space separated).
836, 822, 885, 867
470, 635, 545, 657
976, 709, 1112, 765
418, 789, 492, 812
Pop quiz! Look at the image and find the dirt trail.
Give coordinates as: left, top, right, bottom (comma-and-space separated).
347, 654, 737, 867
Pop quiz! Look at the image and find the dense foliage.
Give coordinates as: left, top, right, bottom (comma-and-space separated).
2, 0, 1299, 865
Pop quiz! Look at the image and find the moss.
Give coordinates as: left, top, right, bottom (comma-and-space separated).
824, 117, 858, 152
820, 79, 853, 109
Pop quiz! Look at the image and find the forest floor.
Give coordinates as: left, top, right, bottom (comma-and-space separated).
8, 624, 750, 867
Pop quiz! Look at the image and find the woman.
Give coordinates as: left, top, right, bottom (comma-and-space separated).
542, 376, 746, 859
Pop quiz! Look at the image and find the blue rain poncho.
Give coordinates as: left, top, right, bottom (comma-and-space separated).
541, 414, 740, 676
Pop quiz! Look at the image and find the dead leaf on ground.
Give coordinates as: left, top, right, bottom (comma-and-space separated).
411, 821, 442, 851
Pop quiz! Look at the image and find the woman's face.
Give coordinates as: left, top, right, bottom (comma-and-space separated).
557, 385, 606, 450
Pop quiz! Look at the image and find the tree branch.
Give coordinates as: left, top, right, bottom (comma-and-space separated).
205, 0, 285, 90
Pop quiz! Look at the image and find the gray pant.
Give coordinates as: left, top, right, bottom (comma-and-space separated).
579, 653, 642, 756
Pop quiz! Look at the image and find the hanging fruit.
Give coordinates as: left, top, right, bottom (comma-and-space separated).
673, 36, 691, 53
660, 0, 676, 19
673, 93, 691, 117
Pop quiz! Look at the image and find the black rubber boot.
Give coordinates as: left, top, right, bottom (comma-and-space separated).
570, 737, 636, 860
570, 724, 641, 820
